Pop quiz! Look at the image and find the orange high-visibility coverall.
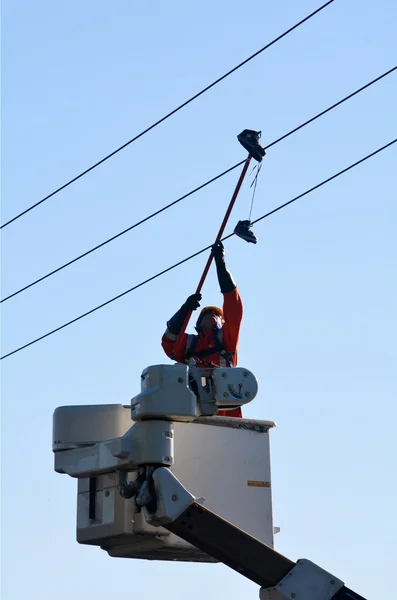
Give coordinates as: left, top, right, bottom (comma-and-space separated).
162, 288, 243, 417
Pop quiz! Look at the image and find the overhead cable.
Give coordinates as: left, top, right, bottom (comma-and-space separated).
0, 162, 245, 303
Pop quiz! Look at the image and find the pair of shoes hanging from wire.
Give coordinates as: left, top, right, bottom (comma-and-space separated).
234, 129, 265, 244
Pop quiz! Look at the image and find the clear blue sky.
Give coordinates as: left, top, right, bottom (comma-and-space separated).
1, 1, 396, 598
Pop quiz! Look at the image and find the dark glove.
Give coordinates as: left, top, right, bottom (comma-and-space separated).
167, 293, 202, 335
184, 293, 202, 311
212, 241, 236, 294
211, 240, 225, 263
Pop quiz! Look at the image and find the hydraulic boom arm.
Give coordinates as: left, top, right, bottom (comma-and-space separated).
145, 466, 366, 600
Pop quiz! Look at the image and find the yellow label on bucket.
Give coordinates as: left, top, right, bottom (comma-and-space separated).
247, 480, 270, 487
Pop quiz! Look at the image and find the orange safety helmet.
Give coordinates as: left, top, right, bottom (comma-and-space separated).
196, 306, 224, 329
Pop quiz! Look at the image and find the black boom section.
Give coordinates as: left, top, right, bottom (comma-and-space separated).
165, 502, 368, 599
165, 501, 294, 588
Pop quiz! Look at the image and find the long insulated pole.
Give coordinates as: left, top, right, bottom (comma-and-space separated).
178, 154, 252, 337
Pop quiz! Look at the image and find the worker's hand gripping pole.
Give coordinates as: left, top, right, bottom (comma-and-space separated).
178, 154, 252, 337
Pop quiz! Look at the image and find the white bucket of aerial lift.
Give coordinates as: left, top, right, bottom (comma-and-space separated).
53, 404, 275, 562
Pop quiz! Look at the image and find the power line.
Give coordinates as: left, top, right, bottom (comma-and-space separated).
252, 139, 396, 224
0, 161, 245, 303
2, 138, 395, 361
2, 65, 395, 305
265, 66, 397, 150
0, 0, 334, 230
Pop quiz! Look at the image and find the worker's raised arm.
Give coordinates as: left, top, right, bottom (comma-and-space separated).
161, 293, 202, 362
212, 242, 243, 360
222, 288, 243, 355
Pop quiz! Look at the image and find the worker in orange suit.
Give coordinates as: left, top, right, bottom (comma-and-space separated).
161, 241, 243, 417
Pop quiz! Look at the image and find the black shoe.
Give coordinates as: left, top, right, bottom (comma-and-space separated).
237, 130, 266, 162
234, 220, 258, 244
